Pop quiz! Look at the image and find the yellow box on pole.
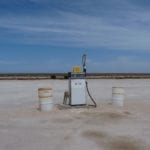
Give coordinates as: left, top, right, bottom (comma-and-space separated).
73, 66, 81, 74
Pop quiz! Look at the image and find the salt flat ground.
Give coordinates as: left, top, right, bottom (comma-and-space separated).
0, 79, 150, 150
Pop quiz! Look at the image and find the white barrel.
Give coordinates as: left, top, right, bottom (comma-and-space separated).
112, 87, 125, 106
38, 88, 53, 111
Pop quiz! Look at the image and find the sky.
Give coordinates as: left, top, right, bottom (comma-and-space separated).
0, 0, 150, 73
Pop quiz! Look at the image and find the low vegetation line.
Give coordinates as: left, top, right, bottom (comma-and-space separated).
0, 73, 150, 80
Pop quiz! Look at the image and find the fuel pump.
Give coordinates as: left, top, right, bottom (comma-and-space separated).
64, 54, 97, 107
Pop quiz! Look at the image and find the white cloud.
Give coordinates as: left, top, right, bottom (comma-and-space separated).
0, 1, 150, 51
0, 60, 21, 65
88, 56, 150, 73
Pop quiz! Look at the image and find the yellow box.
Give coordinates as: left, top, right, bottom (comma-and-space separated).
73, 66, 81, 74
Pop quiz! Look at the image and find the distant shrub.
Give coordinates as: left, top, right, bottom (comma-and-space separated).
51, 75, 56, 79
64, 76, 68, 79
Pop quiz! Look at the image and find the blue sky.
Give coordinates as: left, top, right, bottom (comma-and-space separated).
0, 0, 150, 73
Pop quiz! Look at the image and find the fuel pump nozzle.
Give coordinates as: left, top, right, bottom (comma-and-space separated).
82, 54, 87, 76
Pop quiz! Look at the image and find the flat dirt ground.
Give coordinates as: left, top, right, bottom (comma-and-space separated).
0, 79, 150, 150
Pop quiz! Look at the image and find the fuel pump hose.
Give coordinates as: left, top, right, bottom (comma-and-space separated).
86, 81, 97, 108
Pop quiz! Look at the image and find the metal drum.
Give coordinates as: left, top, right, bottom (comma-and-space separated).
112, 87, 125, 106
38, 88, 53, 111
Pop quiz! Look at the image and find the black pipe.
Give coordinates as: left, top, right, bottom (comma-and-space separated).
86, 81, 97, 108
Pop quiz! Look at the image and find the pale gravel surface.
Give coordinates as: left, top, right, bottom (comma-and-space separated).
0, 79, 150, 150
